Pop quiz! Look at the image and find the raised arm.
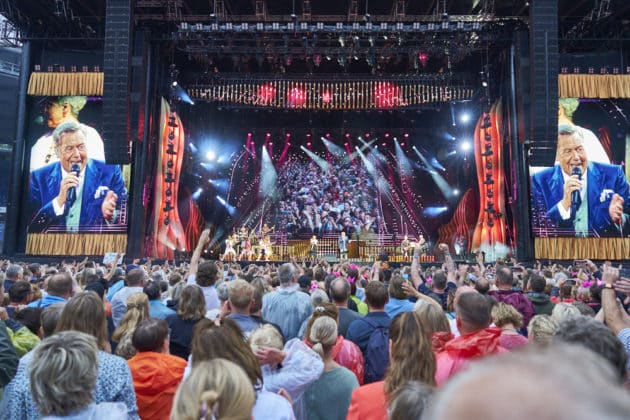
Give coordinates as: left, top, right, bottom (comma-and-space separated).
410, 243, 424, 289
188, 229, 211, 277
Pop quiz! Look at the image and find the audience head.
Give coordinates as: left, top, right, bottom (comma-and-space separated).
572, 301, 596, 317
251, 279, 270, 315
432, 270, 447, 291
495, 265, 513, 288
126, 269, 147, 287
228, 279, 254, 312
177, 285, 207, 321
425, 343, 630, 420
171, 359, 255, 420
143, 281, 161, 301
527, 315, 557, 346
455, 292, 491, 334
191, 318, 262, 387
310, 289, 329, 307
413, 302, 450, 335
55, 291, 108, 351
385, 311, 436, 397
40, 303, 66, 338
113, 292, 149, 342
388, 380, 433, 420
551, 302, 580, 324
305, 302, 338, 341
365, 281, 389, 310
196, 261, 219, 287
15, 307, 42, 336
249, 324, 284, 354
474, 278, 490, 295
309, 316, 338, 360
388, 275, 408, 300
553, 315, 628, 383
330, 277, 351, 303
47, 273, 73, 298
491, 302, 523, 329
132, 318, 169, 353
9, 281, 33, 304
30, 331, 98, 417
277, 263, 297, 286
530, 274, 547, 293
6, 264, 23, 280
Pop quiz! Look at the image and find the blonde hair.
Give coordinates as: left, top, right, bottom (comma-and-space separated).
112, 292, 149, 342
308, 316, 338, 359
527, 315, 557, 346
384, 312, 436, 398
30, 331, 98, 416
304, 302, 338, 342
551, 302, 580, 325
228, 279, 254, 309
171, 358, 255, 420
249, 324, 283, 353
491, 302, 524, 329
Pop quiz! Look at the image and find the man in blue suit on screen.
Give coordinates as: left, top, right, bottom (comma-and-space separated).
531, 124, 630, 237
29, 120, 127, 233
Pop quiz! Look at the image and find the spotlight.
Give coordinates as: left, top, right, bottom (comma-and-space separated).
482, 80, 488, 87
459, 113, 471, 124
307, 142, 312, 146
403, 133, 409, 138
206, 150, 217, 161
453, 189, 460, 196
384, 133, 390, 138
172, 81, 178, 87
460, 141, 472, 152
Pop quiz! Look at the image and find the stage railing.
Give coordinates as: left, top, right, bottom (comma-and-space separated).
251, 233, 435, 262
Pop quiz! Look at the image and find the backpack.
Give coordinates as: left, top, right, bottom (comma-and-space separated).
362, 317, 390, 384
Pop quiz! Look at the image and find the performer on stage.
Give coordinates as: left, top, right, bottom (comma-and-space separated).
338, 231, 348, 261
222, 235, 237, 261
454, 235, 466, 257
309, 235, 318, 261
401, 235, 411, 259
239, 236, 254, 261
258, 235, 273, 261
261, 223, 274, 237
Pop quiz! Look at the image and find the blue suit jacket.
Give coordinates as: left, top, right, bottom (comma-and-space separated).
28, 159, 127, 233
531, 161, 630, 237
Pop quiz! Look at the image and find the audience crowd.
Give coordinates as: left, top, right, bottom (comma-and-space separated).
275, 158, 380, 237
0, 234, 630, 419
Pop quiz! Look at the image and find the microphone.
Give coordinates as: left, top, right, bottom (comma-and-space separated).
571, 167, 582, 209
66, 163, 81, 206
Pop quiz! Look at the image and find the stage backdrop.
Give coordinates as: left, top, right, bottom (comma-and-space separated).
144, 99, 489, 259
530, 93, 630, 259
24, 93, 130, 255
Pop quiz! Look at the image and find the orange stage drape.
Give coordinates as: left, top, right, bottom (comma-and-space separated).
27, 72, 104, 96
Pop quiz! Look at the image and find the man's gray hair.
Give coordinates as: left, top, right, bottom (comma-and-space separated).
30, 331, 98, 416
310, 289, 329, 307
152, 270, 166, 284
277, 263, 296, 286
52, 120, 86, 147
6, 264, 23, 279
216, 281, 230, 302
558, 123, 583, 141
